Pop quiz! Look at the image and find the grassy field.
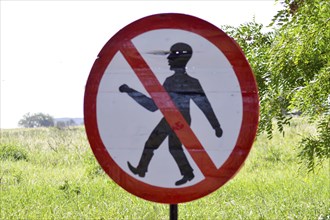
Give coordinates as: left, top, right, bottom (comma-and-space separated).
1, 117, 329, 219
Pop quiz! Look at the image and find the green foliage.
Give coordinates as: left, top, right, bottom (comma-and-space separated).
291, 64, 330, 117
223, 0, 330, 171
298, 115, 330, 172
223, 21, 292, 139
269, 0, 330, 171
270, 0, 304, 26
0, 143, 28, 161
18, 112, 55, 128
270, 0, 329, 111
83, 149, 104, 178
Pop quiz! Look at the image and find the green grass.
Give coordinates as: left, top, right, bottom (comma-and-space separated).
1, 118, 329, 219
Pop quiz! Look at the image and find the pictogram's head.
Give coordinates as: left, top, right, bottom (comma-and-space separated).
167, 43, 192, 70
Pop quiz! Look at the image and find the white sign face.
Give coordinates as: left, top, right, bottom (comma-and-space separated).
84, 13, 259, 204
96, 29, 242, 188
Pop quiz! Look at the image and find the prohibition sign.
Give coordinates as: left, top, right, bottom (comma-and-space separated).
84, 13, 259, 204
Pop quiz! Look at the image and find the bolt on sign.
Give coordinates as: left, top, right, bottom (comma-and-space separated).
84, 13, 259, 204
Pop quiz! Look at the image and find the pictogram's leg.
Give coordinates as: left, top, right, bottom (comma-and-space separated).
127, 118, 169, 177
168, 132, 194, 185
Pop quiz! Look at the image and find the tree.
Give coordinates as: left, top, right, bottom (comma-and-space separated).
18, 112, 55, 128
269, 0, 329, 171
223, 21, 283, 138
55, 119, 76, 128
223, 0, 329, 171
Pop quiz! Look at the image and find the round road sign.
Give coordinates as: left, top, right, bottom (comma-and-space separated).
84, 13, 259, 204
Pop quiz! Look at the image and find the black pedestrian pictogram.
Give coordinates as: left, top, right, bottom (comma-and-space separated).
119, 43, 223, 186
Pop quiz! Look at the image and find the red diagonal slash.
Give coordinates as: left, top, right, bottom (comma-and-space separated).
120, 40, 218, 177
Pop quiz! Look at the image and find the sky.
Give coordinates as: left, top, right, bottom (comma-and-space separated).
0, 0, 282, 129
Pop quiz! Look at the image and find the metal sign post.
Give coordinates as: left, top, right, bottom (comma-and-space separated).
170, 204, 178, 220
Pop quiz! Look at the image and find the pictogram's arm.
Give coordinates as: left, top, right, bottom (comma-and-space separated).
119, 84, 158, 112
191, 83, 223, 137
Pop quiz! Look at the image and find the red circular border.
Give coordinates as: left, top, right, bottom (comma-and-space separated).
84, 13, 259, 204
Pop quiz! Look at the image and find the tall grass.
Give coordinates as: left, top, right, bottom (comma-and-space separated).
1, 118, 329, 219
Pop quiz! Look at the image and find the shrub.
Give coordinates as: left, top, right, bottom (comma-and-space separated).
0, 143, 28, 161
